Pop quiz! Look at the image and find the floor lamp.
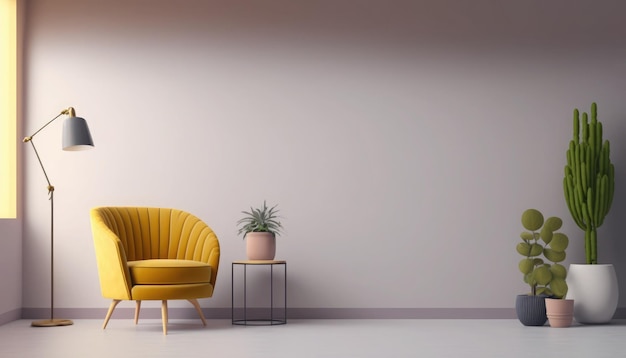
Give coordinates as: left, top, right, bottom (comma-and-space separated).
23, 107, 94, 327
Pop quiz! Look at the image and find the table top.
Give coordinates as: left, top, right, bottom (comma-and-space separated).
232, 260, 286, 265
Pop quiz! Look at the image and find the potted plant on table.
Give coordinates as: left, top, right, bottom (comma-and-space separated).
563, 102, 618, 324
516, 209, 571, 327
237, 200, 283, 260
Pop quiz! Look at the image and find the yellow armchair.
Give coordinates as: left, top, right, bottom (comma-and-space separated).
90, 207, 220, 334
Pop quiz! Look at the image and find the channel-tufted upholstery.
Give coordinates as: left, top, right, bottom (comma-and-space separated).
90, 207, 220, 334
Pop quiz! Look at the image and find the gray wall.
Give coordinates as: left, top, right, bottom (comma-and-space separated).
0, 220, 22, 323
19, 0, 626, 317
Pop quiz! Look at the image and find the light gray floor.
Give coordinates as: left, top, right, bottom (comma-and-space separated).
1, 319, 625, 358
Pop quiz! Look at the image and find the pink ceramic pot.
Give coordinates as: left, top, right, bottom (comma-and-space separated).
246, 232, 276, 260
545, 298, 574, 328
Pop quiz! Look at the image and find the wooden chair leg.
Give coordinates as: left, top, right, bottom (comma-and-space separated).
188, 299, 207, 326
103, 300, 121, 329
161, 300, 168, 335
134, 300, 141, 325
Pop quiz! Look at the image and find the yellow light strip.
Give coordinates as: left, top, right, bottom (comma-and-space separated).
0, 0, 17, 218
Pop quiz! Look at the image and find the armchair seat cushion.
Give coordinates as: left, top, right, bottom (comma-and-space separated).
128, 259, 212, 285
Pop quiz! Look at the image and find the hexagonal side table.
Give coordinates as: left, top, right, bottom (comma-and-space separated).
231, 260, 287, 325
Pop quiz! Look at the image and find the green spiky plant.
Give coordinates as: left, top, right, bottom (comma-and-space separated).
237, 200, 283, 238
563, 102, 614, 264
517, 209, 569, 298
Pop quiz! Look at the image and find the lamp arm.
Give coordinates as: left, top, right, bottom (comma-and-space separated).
23, 107, 73, 142
26, 139, 54, 196
22, 109, 73, 195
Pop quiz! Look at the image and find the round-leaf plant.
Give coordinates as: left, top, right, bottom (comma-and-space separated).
517, 209, 569, 298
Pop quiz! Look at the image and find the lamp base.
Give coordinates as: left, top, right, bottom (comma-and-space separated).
31, 319, 73, 327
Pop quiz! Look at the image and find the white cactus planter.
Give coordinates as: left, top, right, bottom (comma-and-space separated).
566, 264, 618, 324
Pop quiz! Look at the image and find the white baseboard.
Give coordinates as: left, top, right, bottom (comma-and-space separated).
18, 307, 626, 320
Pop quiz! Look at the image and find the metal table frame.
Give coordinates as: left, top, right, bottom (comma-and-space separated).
231, 260, 287, 325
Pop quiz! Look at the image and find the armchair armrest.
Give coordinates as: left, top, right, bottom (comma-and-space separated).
90, 209, 133, 300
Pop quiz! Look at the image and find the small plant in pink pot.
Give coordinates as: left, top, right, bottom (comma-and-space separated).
237, 201, 283, 260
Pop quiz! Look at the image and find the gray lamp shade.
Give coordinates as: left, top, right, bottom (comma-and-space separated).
62, 116, 94, 151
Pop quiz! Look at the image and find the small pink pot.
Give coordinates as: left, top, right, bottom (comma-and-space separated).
545, 298, 574, 328
245, 232, 276, 260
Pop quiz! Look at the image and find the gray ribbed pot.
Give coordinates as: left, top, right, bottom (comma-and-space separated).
516, 294, 548, 326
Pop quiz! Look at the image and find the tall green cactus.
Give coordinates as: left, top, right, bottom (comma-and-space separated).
563, 102, 614, 264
